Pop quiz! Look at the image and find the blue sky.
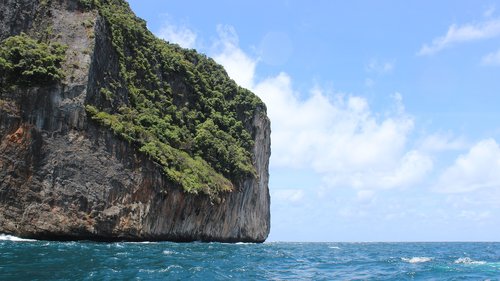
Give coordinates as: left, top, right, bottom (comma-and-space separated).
128, 0, 500, 242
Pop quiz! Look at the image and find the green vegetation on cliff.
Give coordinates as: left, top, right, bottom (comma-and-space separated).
81, 0, 266, 198
0, 33, 66, 87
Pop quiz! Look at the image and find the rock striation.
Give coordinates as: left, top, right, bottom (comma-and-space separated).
0, 0, 270, 242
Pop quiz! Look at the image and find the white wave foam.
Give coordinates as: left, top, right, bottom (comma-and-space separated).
0, 234, 36, 242
402, 257, 433, 263
454, 257, 486, 265
139, 265, 181, 273
329, 246, 341, 249
163, 250, 176, 255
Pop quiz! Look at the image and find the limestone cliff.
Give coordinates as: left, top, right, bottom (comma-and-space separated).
0, 0, 270, 242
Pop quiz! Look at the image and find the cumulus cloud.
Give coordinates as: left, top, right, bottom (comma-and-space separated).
255, 79, 432, 190
156, 22, 197, 49
212, 25, 257, 89
418, 18, 500, 55
434, 139, 500, 193
212, 26, 433, 191
481, 49, 500, 65
379, 150, 433, 188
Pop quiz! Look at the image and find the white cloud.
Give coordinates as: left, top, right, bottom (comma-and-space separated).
212, 26, 432, 191
481, 49, 500, 65
366, 59, 394, 74
418, 18, 500, 55
379, 150, 433, 188
212, 25, 257, 89
435, 139, 500, 193
419, 133, 468, 152
272, 189, 305, 204
258, 83, 432, 190
156, 22, 197, 49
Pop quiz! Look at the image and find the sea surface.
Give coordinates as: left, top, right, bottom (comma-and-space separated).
1, 235, 500, 280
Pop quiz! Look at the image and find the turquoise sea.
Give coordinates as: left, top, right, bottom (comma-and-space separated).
1, 235, 499, 280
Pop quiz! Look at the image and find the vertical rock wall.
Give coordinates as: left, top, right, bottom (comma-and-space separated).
0, 0, 271, 242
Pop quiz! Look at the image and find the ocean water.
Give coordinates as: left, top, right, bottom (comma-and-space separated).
1, 235, 500, 280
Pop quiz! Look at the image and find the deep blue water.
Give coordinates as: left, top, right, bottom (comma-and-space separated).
1, 235, 500, 280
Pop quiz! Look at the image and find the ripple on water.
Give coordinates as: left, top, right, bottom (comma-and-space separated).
1, 242, 500, 280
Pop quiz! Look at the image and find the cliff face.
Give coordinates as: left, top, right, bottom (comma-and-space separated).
0, 0, 270, 242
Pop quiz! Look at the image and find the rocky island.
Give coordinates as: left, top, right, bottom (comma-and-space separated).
0, 0, 270, 242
